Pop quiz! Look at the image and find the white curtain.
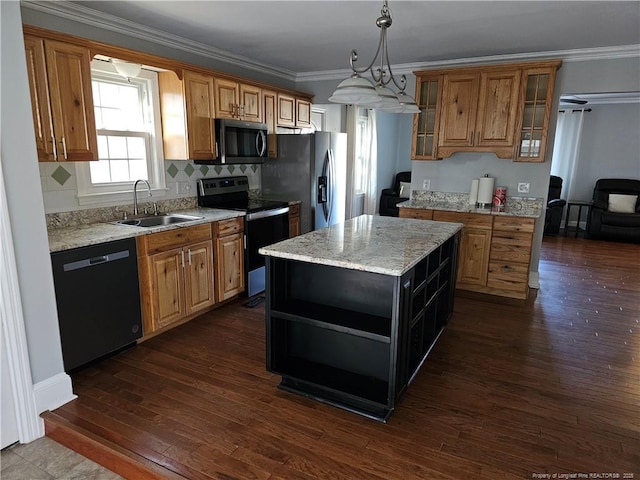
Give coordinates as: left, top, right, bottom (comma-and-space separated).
550, 109, 586, 200
345, 106, 378, 217
362, 109, 378, 215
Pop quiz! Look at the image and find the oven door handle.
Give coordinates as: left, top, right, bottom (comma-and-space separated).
245, 206, 290, 222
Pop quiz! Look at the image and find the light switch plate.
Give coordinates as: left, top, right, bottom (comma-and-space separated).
518, 182, 530, 193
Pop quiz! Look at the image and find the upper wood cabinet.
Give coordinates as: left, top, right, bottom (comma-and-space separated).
276, 93, 312, 128
438, 69, 520, 158
413, 60, 560, 162
158, 70, 217, 161
263, 89, 278, 158
214, 78, 263, 122
24, 35, 97, 162
514, 66, 559, 162
277, 93, 296, 127
296, 98, 312, 128
411, 74, 442, 160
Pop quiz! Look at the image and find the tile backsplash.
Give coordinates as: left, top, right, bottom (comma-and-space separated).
39, 161, 261, 214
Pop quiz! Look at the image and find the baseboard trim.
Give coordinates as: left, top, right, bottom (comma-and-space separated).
529, 271, 540, 289
33, 373, 76, 413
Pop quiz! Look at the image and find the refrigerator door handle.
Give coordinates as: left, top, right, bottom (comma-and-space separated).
319, 152, 330, 222
327, 149, 335, 224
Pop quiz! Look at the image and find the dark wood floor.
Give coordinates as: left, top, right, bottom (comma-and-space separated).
47, 236, 640, 479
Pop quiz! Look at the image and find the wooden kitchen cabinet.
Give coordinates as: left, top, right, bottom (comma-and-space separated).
263, 89, 278, 158
24, 35, 97, 162
214, 78, 262, 122
487, 216, 534, 299
411, 74, 442, 160
413, 60, 560, 161
403, 208, 536, 300
137, 224, 215, 334
277, 93, 296, 127
212, 217, 245, 301
438, 68, 520, 159
296, 98, 312, 127
288, 203, 300, 238
433, 211, 493, 288
514, 64, 560, 162
276, 93, 312, 128
398, 207, 433, 220
158, 70, 217, 161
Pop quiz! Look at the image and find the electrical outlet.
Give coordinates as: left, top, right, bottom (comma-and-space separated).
517, 182, 530, 194
422, 179, 431, 190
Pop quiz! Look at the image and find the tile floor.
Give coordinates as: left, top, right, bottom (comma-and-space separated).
1, 436, 123, 480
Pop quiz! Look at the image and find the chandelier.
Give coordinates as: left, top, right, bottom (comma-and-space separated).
328, 1, 420, 114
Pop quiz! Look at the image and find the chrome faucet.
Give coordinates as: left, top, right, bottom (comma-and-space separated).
133, 179, 152, 216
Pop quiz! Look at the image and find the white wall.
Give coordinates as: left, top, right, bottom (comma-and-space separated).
1, 2, 68, 386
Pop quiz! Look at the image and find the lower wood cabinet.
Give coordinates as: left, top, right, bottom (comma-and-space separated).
137, 224, 215, 334
212, 217, 245, 301
399, 207, 535, 300
288, 203, 300, 238
487, 217, 534, 299
432, 211, 493, 289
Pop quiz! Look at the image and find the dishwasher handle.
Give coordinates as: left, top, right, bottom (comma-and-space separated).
63, 250, 130, 272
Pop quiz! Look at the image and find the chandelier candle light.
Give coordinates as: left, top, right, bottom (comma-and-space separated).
328, 1, 420, 114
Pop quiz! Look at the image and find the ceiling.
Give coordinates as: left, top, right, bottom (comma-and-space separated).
48, 1, 639, 78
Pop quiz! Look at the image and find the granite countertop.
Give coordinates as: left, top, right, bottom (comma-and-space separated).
259, 215, 462, 276
397, 194, 544, 218
48, 208, 244, 253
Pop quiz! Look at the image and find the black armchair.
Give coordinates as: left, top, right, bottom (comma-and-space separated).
379, 171, 411, 217
585, 178, 640, 242
544, 175, 566, 235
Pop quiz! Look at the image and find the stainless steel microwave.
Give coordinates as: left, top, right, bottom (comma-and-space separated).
194, 119, 268, 165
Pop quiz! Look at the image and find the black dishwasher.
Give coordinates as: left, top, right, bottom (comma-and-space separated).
51, 237, 142, 372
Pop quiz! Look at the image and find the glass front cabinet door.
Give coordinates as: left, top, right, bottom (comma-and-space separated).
515, 65, 559, 162
411, 74, 442, 160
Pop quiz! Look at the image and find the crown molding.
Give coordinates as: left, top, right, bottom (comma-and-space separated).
21, 1, 638, 86
561, 92, 640, 105
297, 44, 640, 83
21, 0, 297, 82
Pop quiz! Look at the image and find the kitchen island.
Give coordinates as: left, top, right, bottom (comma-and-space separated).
259, 215, 462, 421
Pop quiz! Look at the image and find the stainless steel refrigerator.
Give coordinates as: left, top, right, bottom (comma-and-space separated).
261, 132, 347, 234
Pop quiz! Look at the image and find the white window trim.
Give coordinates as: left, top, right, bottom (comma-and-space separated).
76, 61, 167, 206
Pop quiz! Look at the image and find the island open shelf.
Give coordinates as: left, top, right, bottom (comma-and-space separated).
261, 215, 461, 422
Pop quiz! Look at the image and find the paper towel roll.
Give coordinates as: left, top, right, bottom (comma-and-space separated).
477, 176, 495, 207
469, 178, 479, 205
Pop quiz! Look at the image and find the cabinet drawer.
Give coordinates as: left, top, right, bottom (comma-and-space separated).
493, 216, 535, 233
487, 261, 529, 292
433, 211, 492, 229
138, 224, 211, 255
399, 208, 433, 220
289, 203, 300, 217
213, 217, 244, 237
490, 231, 533, 264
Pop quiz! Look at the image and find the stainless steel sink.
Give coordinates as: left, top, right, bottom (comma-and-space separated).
114, 213, 203, 228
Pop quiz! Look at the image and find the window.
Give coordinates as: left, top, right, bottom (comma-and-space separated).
76, 60, 165, 204
354, 108, 370, 194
